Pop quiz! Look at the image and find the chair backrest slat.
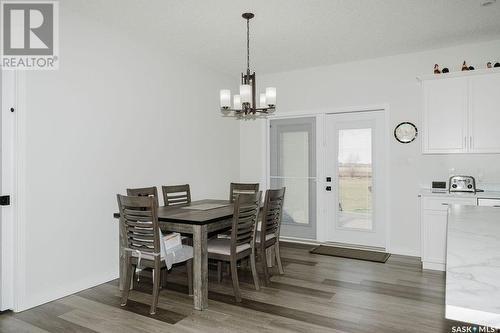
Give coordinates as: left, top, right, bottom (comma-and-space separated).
260, 188, 286, 244
231, 192, 261, 251
126, 187, 159, 207
162, 184, 191, 206
117, 194, 160, 255
229, 183, 259, 203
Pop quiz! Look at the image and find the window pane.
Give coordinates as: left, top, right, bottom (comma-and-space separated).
337, 128, 373, 230
271, 178, 315, 225
270, 117, 316, 239
280, 131, 309, 177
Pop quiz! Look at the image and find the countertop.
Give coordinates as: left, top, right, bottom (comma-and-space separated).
420, 189, 500, 199
446, 205, 500, 328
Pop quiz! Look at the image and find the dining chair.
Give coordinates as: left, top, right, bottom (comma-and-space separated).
216, 182, 260, 277
126, 186, 159, 207
229, 183, 260, 203
208, 192, 262, 302
256, 188, 286, 286
117, 194, 193, 315
162, 184, 191, 206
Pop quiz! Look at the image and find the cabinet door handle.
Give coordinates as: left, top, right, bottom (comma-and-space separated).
441, 203, 449, 206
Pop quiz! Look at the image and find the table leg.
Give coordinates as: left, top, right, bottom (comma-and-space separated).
192, 224, 208, 310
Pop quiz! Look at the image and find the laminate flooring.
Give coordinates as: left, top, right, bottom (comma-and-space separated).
0, 242, 482, 333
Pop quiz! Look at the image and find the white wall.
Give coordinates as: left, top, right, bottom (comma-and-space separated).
17, 5, 239, 310
240, 39, 500, 256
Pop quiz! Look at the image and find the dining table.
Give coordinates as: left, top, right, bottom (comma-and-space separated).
113, 199, 235, 311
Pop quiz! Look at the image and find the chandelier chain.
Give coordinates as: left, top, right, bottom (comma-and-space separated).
246, 17, 250, 72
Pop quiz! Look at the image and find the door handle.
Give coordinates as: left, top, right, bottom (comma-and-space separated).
0, 195, 10, 206
326, 186, 332, 191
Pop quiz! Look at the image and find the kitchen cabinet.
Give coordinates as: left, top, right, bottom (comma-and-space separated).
423, 77, 468, 153
477, 198, 500, 207
421, 70, 500, 154
469, 74, 500, 153
420, 196, 476, 271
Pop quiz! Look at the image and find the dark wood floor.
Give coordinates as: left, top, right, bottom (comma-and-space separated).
0, 243, 479, 333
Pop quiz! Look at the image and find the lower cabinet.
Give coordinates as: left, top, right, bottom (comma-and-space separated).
420, 196, 476, 271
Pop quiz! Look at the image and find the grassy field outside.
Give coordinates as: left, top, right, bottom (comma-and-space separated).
338, 176, 372, 213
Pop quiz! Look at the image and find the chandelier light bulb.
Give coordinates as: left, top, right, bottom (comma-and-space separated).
240, 84, 252, 104
259, 93, 267, 108
220, 89, 231, 108
233, 95, 242, 110
266, 87, 276, 106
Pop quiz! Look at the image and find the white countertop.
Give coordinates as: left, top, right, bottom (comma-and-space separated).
446, 205, 500, 328
420, 189, 500, 199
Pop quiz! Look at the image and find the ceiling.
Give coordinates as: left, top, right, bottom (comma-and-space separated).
70, 0, 500, 75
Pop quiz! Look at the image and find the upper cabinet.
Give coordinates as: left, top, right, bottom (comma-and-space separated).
469, 74, 500, 153
420, 70, 500, 154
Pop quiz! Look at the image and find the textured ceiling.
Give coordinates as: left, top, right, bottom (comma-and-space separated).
69, 0, 500, 74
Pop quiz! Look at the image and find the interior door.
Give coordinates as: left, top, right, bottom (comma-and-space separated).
269, 117, 316, 240
325, 111, 386, 248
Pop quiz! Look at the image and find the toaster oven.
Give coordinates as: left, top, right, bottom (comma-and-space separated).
449, 175, 476, 193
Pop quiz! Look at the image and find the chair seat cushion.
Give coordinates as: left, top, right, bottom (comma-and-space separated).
255, 232, 276, 243
207, 238, 251, 255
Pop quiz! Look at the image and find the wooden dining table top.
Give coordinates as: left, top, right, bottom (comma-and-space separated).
113, 199, 235, 225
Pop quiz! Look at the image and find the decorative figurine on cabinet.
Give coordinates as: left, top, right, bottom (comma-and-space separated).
442, 67, 449, 73
461, 61, 469, 71
495, 62, 500, 68
468, 66, 475, 70
487, 62, 493, 69
434, 64, 441, 74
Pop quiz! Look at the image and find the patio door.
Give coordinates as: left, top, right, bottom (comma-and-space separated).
269, 117, 317, 240
325, 111, 386, 248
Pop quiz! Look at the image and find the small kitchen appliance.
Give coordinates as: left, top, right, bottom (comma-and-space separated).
449, 175, 477, 193
431, 181, 447, 193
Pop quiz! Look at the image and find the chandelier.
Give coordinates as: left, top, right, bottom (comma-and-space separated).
219, 13, 276, 116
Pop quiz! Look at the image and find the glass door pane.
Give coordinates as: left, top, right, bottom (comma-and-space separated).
270, 117, 316, 239
337, 128, 373, 230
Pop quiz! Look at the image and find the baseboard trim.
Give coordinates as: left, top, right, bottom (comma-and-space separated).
422, 261, 445, 271
280, 236, 320, 246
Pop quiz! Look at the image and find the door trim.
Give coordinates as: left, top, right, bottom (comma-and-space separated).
1, 70, 27, 312
265, 104, 391, 253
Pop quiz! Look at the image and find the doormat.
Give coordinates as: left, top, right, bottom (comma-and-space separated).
310, 245, 390, 263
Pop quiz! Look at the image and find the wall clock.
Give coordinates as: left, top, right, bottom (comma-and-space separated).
394, 122, 418, 144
